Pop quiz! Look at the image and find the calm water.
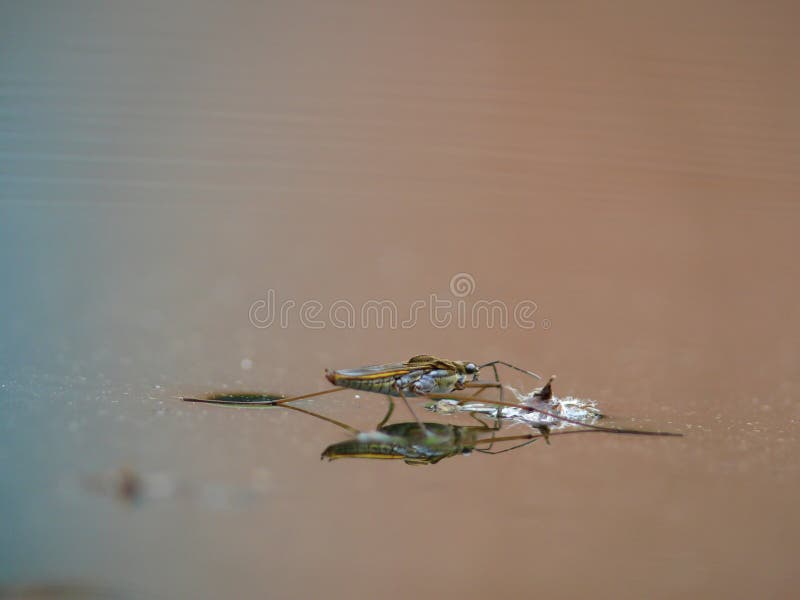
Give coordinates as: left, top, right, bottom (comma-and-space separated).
1, 2, 799, 598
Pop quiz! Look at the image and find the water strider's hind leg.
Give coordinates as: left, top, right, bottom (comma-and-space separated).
280, 404, 361, 435
393, 381, 429, 434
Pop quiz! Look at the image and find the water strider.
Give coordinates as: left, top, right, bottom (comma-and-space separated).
182, 355, 682, 437
183, 355, 542, 428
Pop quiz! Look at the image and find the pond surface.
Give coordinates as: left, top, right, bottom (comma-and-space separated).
1, 2, 799, 598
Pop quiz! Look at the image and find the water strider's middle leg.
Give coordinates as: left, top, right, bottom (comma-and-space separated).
393, 381, 429, 434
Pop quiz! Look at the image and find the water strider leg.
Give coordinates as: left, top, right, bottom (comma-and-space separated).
478, 360, 542, 382
477, 426, 606, 454
393, 381, 429, 434
476, 427, 666, 454
280, 404, 361, 435
481, 360, 546, 421
459, 382, 504, 427
468, 408, 549, 449
467, 383, 494, 397
468, 411, 501, 451
377, 396, 395, 429
284, 394, 395, 432
262, 387, 348, 406
464, 378, 506, 427
463, 381, 502, 392
487, 362, 504, 406
487, 362, 505, 426
467, 372, 554, 431
476, 437, 540, 454
468, 411, 499, 430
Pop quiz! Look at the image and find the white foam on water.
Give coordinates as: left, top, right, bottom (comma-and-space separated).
428, 386, 603, 430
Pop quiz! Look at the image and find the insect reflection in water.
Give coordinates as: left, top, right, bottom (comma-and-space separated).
304, 399, 546, 465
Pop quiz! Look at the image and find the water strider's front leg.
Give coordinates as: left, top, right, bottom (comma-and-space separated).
472, 359, 543, 408
477, 360, 541, 382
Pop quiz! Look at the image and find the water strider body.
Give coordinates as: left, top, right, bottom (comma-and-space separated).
185, 355, 540, 409
182, 355, 682, 438
324, 355, 483, 397
323, 354, 545, 408
195, 355, 543, 427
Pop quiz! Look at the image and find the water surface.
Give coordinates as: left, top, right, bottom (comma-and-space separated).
1, 2, 799, 598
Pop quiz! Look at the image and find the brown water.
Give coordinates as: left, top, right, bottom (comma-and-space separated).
1, 2, 799, 598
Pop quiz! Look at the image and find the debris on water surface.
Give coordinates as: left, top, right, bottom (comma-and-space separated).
82, 467, 267, 510
426, 387, 603, 430
0, 581, 118, 599
82, 467, 144, 504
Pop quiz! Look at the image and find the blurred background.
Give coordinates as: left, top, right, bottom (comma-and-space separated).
1, 1, 798, 598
